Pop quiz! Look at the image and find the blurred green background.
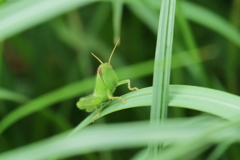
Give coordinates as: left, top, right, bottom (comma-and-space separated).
1, 0, 240, 159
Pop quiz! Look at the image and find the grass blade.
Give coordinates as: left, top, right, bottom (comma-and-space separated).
1, 117, 240, 160
69, 85, 240, 135
0, 0, 95, 40
175, 3, 208, 86
148, 0, 176, 158
126, 0, 158, 34
0, 88, 29, 103
181, 1, 240, 48
112, 0, 123, 42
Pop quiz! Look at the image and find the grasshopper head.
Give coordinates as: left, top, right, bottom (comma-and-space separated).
91, 38, 120, 71
97, 63, 113, 75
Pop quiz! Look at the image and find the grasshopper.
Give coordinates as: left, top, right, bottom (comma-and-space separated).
76, 39, 138, 122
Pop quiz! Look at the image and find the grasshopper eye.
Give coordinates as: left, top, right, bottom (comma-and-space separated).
97, 66, 103, 75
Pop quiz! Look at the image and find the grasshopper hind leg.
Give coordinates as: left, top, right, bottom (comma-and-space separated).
108, 96, 126, 104
92, 106, 100, 122
92, 100, 112, 122
86, 106, 95, 112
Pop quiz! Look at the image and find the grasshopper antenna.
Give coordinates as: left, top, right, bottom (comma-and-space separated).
108, 38, 120, 64
91, 53, 104, 64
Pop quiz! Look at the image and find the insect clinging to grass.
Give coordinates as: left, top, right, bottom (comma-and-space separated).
76, 39, 138, 122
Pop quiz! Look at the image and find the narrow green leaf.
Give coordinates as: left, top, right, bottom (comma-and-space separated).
0, 88, 29, 103
175, 3, 208, 85
126, 0, 158, 34
0, 78, 94, 134
148, 0, 176, 158
69, 85, 240, 135
1, 117, 240, 160
0, 42, 2, 85
181, 1, 240, 48
206, 140, 233, 160
112, 0, 123, 42
0, 0, 95, 40
143, 1, 240, 49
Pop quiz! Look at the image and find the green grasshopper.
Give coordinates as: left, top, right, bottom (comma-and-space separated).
76, 39, 138, 122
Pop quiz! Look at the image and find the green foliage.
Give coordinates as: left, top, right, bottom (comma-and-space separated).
1, 0, 240, 160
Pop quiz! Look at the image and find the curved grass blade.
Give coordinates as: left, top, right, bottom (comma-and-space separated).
0, 88, 29, 103
175, 3, 208, 86
1, 117, 240, 160
0, 78, 94, 134
0, 0, 95, 41
181, 1, 240, 48
1, 84, 240, 135
69, 85, 240, 135
136, 0, 240, 49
